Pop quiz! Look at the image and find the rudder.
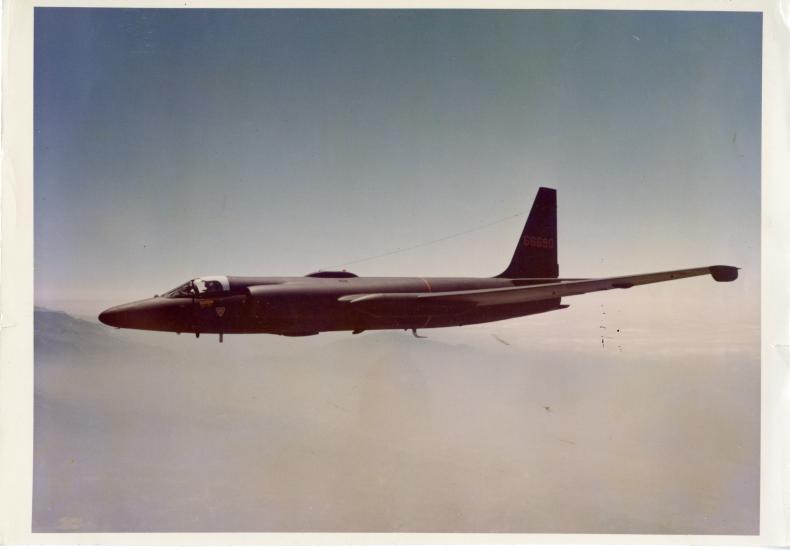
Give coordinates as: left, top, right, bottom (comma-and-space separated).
497, 187, 558, 278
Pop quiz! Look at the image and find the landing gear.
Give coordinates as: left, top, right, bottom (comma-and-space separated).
219, 333, 223, 343
195, 332, 200, 339
411, 328, 427, 339
352, 329, 365, 335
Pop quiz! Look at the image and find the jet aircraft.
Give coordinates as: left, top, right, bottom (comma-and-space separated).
99, 188, 738, 341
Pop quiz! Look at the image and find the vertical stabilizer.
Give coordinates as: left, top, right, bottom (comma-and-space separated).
497, 187, 558, 278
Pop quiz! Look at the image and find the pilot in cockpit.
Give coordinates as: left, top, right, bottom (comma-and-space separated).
204, 280, 224, 294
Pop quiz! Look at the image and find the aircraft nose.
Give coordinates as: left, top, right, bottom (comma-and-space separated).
99, 300, 160, 328
98, 298, 181, 331
98, 305, 124, 327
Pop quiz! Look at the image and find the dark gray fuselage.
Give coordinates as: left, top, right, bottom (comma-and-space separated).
101, 276, 566, 336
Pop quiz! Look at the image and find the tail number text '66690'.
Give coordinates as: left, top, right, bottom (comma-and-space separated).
523, 235, 555, 249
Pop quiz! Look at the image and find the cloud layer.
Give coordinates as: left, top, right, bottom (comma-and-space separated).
34, 309, 759, 533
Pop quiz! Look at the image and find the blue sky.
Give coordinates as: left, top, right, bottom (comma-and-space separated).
35, 9, 761, 323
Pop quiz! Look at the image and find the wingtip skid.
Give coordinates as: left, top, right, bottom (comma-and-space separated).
709, 265, 740, 282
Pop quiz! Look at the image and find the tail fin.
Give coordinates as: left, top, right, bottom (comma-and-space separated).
497, 187, 558, 278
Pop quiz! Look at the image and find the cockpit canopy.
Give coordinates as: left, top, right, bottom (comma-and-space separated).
162, 276, 230, 298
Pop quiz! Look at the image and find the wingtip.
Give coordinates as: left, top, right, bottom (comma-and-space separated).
709, 265, 739, 282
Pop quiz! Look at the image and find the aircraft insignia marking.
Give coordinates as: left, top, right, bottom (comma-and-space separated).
215, 306, 226, 317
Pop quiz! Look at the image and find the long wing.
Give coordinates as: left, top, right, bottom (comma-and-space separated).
338, 265, 738, 314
